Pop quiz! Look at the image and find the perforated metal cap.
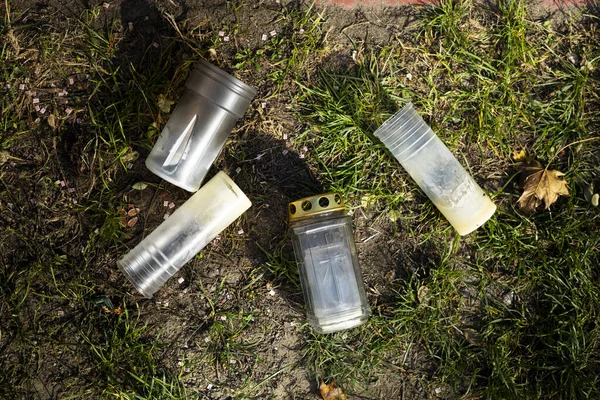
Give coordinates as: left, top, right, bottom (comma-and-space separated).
288, 193, 345, 222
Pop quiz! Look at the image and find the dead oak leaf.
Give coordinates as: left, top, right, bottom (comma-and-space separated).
517, 167, 569, 214
320, 381, 347, 400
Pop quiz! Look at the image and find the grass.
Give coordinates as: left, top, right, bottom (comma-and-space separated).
1, 0, 600, 399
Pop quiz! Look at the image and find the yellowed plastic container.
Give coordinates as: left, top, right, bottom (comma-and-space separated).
374, 103, 496, 235
118, 172, 251, 297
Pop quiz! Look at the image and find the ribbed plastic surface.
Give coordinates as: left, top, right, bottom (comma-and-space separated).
118, 172, 252, 298
374, 103, 496, 235
289, 211, 371, 334
145, 61, 256, 192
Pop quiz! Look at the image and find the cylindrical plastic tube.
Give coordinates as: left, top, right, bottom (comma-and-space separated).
145, 60, 257, 192
288, 194, 371, 334
117, 172, 251, 297
374, 103, 496, 235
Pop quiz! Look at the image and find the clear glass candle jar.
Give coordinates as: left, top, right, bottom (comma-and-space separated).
288, 193, 371, 334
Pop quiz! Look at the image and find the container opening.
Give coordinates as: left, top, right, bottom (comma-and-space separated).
289, 204, 297, 214
302, 200, 312, 211
318, 197, 329, 208
334, 194, 342, 204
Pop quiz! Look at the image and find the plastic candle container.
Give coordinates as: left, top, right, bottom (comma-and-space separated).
145, 60, 257, 192
374, 103, 496, 235
288, 193, 371, 334
117, 172, 251, 298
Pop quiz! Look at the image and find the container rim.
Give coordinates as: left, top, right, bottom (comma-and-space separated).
374, 102, 417, 138
116, 258, 155, 298
194, 59, 257, 100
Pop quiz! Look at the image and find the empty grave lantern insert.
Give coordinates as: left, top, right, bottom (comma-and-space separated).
288, 194, 371, 334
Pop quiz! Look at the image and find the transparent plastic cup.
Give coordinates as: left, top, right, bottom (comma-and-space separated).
117, 172, 251, 298
145, 60, 257, 192
288, 194, 371, 334
374, 103, 496, 235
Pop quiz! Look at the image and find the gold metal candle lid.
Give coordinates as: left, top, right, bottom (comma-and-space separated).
288, 193, 345, 221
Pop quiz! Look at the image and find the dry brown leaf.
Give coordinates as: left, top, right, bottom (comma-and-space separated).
320, 380, 347, 400
517, 167, 569, 214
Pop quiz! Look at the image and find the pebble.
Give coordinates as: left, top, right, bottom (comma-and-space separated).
592, 193, 599, 207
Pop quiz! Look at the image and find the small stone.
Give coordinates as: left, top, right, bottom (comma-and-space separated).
406, 73, 413, 81
220, 315, 227, 321
502, 291, 514, 306
592, 193, 599, 207
206, 383, 213, 390
567, 52, 580, 66
269, 290, 275, 296
298, 28, 304, 34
